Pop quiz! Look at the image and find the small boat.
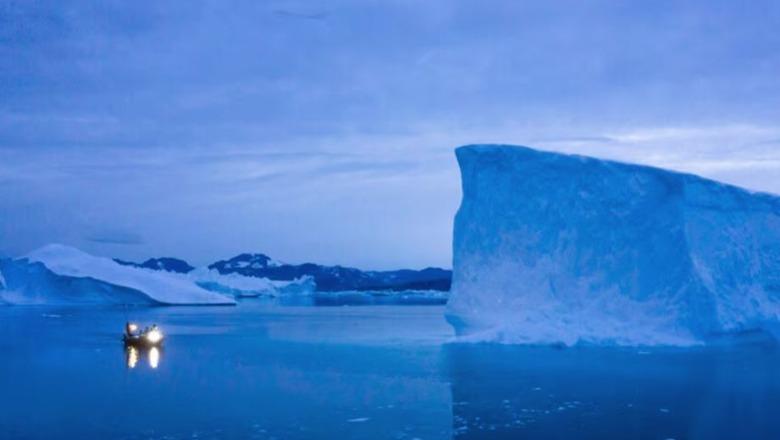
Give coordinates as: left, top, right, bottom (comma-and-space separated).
123, 322, 164, 347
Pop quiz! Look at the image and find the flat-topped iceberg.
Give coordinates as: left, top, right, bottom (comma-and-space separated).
1, 244, 235, 305
446, 145, 780, 346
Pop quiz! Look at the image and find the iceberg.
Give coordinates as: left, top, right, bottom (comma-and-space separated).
446, 145, 780, 346
187, 267, 315, 298
0, 244, 316, 305
0, 244, 235, 305
308, 289, 449, 306
0, 257, 157, 305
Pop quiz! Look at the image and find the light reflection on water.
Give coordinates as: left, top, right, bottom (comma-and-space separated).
126, 346, 138, 369
148, 346, 160, 369
125, 346, 162, 369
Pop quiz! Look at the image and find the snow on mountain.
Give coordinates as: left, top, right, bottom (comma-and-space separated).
446, 145, 780, 346
209, 253, 451, 292
114, 257, 195, 274
210, 253, 282, 271
110, 251, 450, 293
10, 244, 235, 305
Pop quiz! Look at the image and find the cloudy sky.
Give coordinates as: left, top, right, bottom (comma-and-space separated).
1, 0, 779, 268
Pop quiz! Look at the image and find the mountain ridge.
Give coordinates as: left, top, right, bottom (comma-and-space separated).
115, 252, 452, 292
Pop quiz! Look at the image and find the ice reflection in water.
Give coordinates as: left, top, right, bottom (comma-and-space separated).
446, 343, 780, 439
125, 346, 163, 369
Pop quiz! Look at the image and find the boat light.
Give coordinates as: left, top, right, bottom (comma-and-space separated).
145, 329, 163, 344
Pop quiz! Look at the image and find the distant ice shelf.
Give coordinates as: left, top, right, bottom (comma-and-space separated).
446, 144, 780, 346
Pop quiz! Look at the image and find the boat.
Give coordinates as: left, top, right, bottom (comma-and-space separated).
123, 322, 164, 347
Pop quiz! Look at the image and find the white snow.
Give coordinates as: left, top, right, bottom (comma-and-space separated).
0, 244, 314, 306
446, 145, 780, 346
189, 267, 278, 296
23, 244, 235, 305
188, 267, 314, 297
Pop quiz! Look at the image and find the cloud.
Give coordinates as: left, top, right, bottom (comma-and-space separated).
0, 0, 779, 267
85, 230, 145, 246
272, 9, 329, 21
530, 136, 618, 144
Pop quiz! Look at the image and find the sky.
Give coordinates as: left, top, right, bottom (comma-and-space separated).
1, 0, 780, 269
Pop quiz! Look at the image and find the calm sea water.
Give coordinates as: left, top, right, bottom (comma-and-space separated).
1, 302, 779, 439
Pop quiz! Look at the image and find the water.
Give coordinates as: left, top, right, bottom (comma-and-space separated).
1, 303, 779, 439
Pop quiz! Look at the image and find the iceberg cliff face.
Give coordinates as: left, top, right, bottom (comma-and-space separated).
0, 257, 159, 305
446, 145, 780, 346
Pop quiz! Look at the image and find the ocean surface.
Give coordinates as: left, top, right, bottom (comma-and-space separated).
1, 301, 779, 439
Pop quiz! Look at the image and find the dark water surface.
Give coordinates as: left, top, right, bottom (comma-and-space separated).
1, 303, 779, 439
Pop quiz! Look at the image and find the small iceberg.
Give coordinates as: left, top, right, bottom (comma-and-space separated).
188, 267, 315, 298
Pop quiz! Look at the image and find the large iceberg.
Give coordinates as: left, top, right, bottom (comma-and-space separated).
0, 244, 235, 305
0, 244, 318, 305
446, 145, 780, 346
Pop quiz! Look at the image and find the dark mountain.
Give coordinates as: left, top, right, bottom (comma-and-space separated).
208, 253, 451, 292
112, 252, 451, 291
114, 257, 195, 274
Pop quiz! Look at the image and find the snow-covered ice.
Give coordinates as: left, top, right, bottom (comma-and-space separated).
188, 267, 314, 298
446, 145, 780, 346
0, 244, 318, 305
1, 244, 235, 305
